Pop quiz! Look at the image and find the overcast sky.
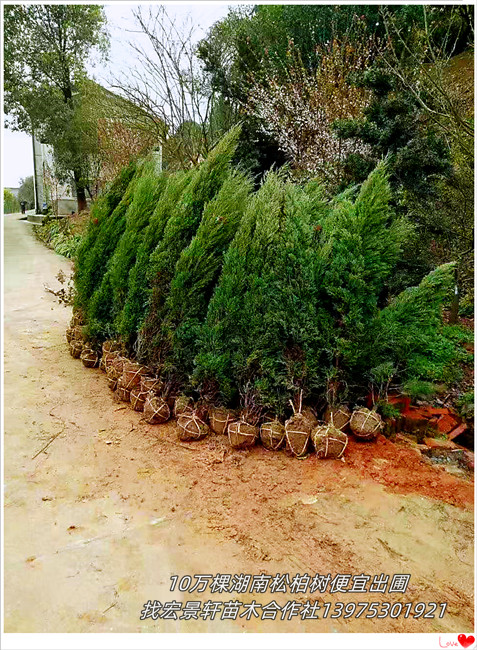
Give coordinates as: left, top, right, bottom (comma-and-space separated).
2, 2, 231, 188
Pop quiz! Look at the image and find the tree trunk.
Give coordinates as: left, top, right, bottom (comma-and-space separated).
73, 169, 87, 213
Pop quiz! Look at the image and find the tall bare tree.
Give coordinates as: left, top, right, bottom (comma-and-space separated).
110, 6, 220, 169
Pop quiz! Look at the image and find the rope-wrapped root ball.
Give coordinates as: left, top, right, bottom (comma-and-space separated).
209, 406, 236, 435
141, 376, 163, 395
122, 361, 149, 391
106, 357, 125, 391
177, 413, 210, 441
70, 312, 84, 328
260, 420, 286, 451
116, 376, 131, 402
69, 340, 84, 359
102, 339, 122, 355
144, 394, 170, 424
285, 412, 313, 458
312, 424, 348, 459
65, 328, 74, 344
80, 347, 100, 368
228, 419, 257, 449
130, 387, 148, 412
174, 395, 193, 418
100, 349, 119, 372
324, 405, 351, 432
350, 408, 383, 441
71, 325, 85, 342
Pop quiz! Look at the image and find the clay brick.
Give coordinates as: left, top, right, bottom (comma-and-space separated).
448, 423, 468, 441
403, 410, 429, 432
418, 406, 451, 417
435, 414, 460, 435
386, 394, 411, 412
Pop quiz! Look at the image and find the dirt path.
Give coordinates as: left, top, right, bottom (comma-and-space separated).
3, 212, 474, 633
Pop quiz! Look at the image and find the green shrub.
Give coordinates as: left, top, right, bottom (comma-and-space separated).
193, 171, 332, 413
34, 217, 82, 259
75, 161, 137, 275
139, 125, 241, 364
159, 170, 253, 379
74, 160, 140, 313
402, 379, 440, 400
87, 158, 167, 339
119, 170, 193, 347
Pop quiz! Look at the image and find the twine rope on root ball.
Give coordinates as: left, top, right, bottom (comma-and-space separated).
361, 409, 381, 433
144, 396, 170, 424
351, 408, 383, 439
312, 424, 348, 459
260, 422, 285, 451
285, 428, 309, 457
210, 408, 234, 434
228, 419, 257, 448
123, 365, 148, 390
130, 388, 148, 411
178, 413, 209, 440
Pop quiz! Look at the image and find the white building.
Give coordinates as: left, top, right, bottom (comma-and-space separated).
32, 136, 79, 215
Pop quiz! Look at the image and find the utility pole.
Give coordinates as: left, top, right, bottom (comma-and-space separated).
31, 130, 39, 213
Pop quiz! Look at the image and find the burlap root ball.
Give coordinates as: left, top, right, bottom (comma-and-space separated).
102, 339, 122, 355
140, 376, 163, 395
100, 349, 119, 372
324, 405, 351, 432
70, 312, 84, 328
285, 413, 313, 458
350, 408, 383, 441
228, 420, 257, 449
260, 420, 286, 451
302, 407, 318, 428
209, 406, 236, 435
71, 325, 85, 342
144, 395, 170, 424
80, 348, 99, 368
116, 376, 131, 402
65, 327, 74, 343
311, 424, 348, 459
121, 361, 149, 391
130, 387, 148, 412
174, 395, 193, 418
69, 340, 84, 359
177, 413, 210, 441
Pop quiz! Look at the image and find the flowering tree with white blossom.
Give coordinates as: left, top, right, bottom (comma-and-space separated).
248, 30, 379, 184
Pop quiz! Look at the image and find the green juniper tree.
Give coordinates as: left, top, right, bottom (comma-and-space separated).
193, 171, 333, 413
74, 160, 137, 308
87, 158, 166, 338
119, 170, 193, 348
74, 161, 143, 327
158, 170, 253, 380
139, 125, 241, 365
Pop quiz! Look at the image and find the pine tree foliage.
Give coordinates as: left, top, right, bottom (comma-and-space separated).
71, 151, 463, 411
193, 171, 333, 412
139, 125, 241, 364
74, 160, 137, 311
87, 158, 166, 338
119, 170, 193, 346
368, 262, 457, 376
159, 170, 253, 378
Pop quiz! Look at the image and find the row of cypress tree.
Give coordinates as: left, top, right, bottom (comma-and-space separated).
73, 127, 459, 415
